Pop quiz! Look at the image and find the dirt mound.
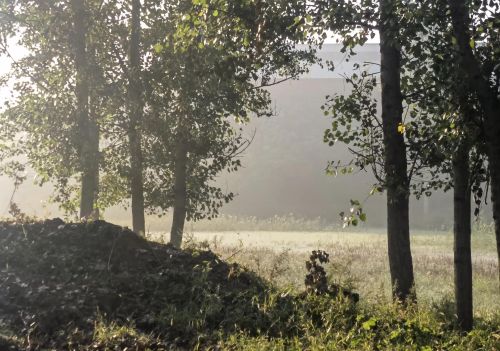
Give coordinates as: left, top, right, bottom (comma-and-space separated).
0, 219, 268, 350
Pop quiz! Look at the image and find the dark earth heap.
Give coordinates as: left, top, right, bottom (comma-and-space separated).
0, 219, 267, 350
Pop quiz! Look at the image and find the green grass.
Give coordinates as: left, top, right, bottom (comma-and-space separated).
158, 228, 499, 318
2, 216, 497, 349
175, 227, 498, 349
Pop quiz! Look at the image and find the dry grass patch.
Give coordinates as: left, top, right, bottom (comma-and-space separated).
177, 229, 499, 316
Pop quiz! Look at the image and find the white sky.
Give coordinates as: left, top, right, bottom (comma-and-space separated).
0, 38, 28, 102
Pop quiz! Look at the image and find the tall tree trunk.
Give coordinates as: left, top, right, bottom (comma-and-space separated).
448, 0, 500, 282
379, 0, 415, 302
170, 140, 188, 248
88, 97, 100, 219
128, 0, 146, 236
489, 145, 500, 283
71, 0, 99, 220
453, 142, 473, 331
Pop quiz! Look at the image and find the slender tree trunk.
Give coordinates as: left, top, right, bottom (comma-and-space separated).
71, 0, 99, 220
170, 140, 188, 248
88, 98, 100, 219
379, 0, 415, 302
128, 0, 146, 235
453, 142, 473, 331
489, 145, 500, 283
448, 0, 500, 282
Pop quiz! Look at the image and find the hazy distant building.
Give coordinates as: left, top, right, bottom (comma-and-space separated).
220, 44, 459, 229
0, 44, 467, 228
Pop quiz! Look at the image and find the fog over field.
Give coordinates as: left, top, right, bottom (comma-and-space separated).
0, 44, 491, 230
1, 2, 499, 349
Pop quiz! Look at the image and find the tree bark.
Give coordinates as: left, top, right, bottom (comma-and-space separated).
489, 145, 500, 283
128, 0, 146, 236
453, 142, 473, 331
448, 0, 500, 282
379, 0, 415, 302
170, 140, 188, 249
71, 0, 99, 220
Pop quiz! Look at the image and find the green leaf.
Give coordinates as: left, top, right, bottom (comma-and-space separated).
153, 43, 163, 54
369, 186, 382, 195
389, 329, 401, 340
350, 199, 360, 206
469, 38, 475, 49
362, 318, 377, 330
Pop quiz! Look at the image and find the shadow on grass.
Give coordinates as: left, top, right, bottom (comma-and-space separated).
0, 219, 274, 349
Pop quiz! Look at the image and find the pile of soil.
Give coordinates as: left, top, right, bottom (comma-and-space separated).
0, 219, 268, 350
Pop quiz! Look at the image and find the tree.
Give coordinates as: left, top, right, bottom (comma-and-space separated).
71, 0, 100, 219
140, 0, 314, 247
143, 41, 270, 247
319, 0, 496, 320
378, 0, 415, 301
0, 1, 151, 220
316, 0, 415, 301
448, 0, 500, 283
317, 0, 496, 305
0, 0, 124, 218
0, 1, 313, 245
128, 0, 146, 235
453, 136, 473, 331
374, 0, 493, 329
412, 0, 497, 330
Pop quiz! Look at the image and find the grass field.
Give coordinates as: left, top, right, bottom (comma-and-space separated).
152, 228, 499, 318
1, 218, 498, 349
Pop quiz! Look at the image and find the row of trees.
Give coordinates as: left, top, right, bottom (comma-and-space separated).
0, 0, 498, 333
0, 0, 313, 238
314, 0, 499, 331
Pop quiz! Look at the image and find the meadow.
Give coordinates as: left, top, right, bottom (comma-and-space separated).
1, 216, 498, 350
149, 216, 499, 318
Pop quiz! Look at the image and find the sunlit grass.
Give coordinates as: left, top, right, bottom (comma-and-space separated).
151, 227, 498, 317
